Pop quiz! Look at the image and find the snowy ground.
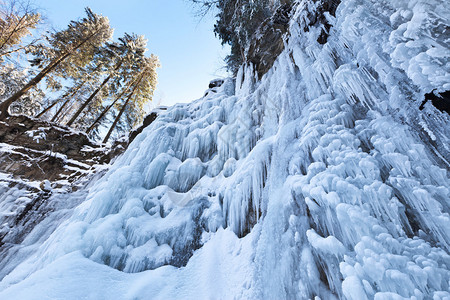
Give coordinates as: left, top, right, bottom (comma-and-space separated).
0, 0, 449, 299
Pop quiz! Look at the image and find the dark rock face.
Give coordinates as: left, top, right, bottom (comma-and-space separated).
204, 79, 225, 97
0, 109, 163, 276
247, 4, 293, 79
246, 0, 342, 79
209, 79, 225, 89
303, 0, 341, 44
420, 90, 450, 114
129, 112, 158, 143
0, 115, 125, 183
129, 108, 166, 144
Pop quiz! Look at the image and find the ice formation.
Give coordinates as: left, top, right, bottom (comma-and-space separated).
0, 0, 449, 299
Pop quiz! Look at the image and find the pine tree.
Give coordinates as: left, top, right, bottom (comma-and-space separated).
0, 7, 112, 120
85, 74, 135, 135
190, 0, 291, 73
0, 63, 43, 116
0, 0, 41, 59
36, 62, 103, 121
66, 33, 147, 127
35, 81, 84, 119
103, 54, 158, 143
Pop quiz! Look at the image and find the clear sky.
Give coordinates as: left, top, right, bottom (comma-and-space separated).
33, 0, 230, 108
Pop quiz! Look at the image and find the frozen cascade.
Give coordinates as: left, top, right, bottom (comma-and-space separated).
0, 0, 449, 299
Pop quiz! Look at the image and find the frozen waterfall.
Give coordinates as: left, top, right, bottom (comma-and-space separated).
0, 0, 449, 299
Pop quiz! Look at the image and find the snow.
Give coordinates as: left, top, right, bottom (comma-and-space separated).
0, 229, 254, 300
26, 127, 48, 143
306, 229, 346, 256
0, 0, 449, 299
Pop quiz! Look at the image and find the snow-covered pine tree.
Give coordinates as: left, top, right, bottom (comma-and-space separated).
0, 63, 43, 116
102, 54, 159, 143
0, 0, 41, 59
65, 33, 148, 127
191, 0, 293, 73
35, 59, 104, 121
0, 7, 112, 120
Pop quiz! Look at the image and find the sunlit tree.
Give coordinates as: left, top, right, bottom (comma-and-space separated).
0, 63, 43, 115
103, 54, 159, 143
0, 7, 112, 119
66, 33, 148, 127
0, 0, 41, 59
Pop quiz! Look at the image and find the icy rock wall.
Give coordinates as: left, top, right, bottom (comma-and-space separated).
0, 0, 449, 299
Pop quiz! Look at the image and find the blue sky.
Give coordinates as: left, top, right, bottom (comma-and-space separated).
34, 0, 230, 107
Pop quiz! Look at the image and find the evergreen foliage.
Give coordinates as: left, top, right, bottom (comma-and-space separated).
0, 2, 159, 143
0, 7, 112, 119
0, 63, 43, 115
0, 0, 41, 59
192, 0, 292, 74
103, 54, 159, 143
66, 33, 148, 128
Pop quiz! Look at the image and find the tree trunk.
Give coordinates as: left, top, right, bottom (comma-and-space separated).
0, 14, 28, 51
65, 73, 112, 126
0, 27, 103, 120
102, 71, 145, 143
35, 82, 81, 119
0, 51, 71, 119
66, 60, 123, 127
56, 101, 78, 123
35, 99, 59, 118
50, 97, 71, 122
0, 43, 31, 58
50, 81, 87, 122
102, 93, 131, 144
85, 77, 136, 134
